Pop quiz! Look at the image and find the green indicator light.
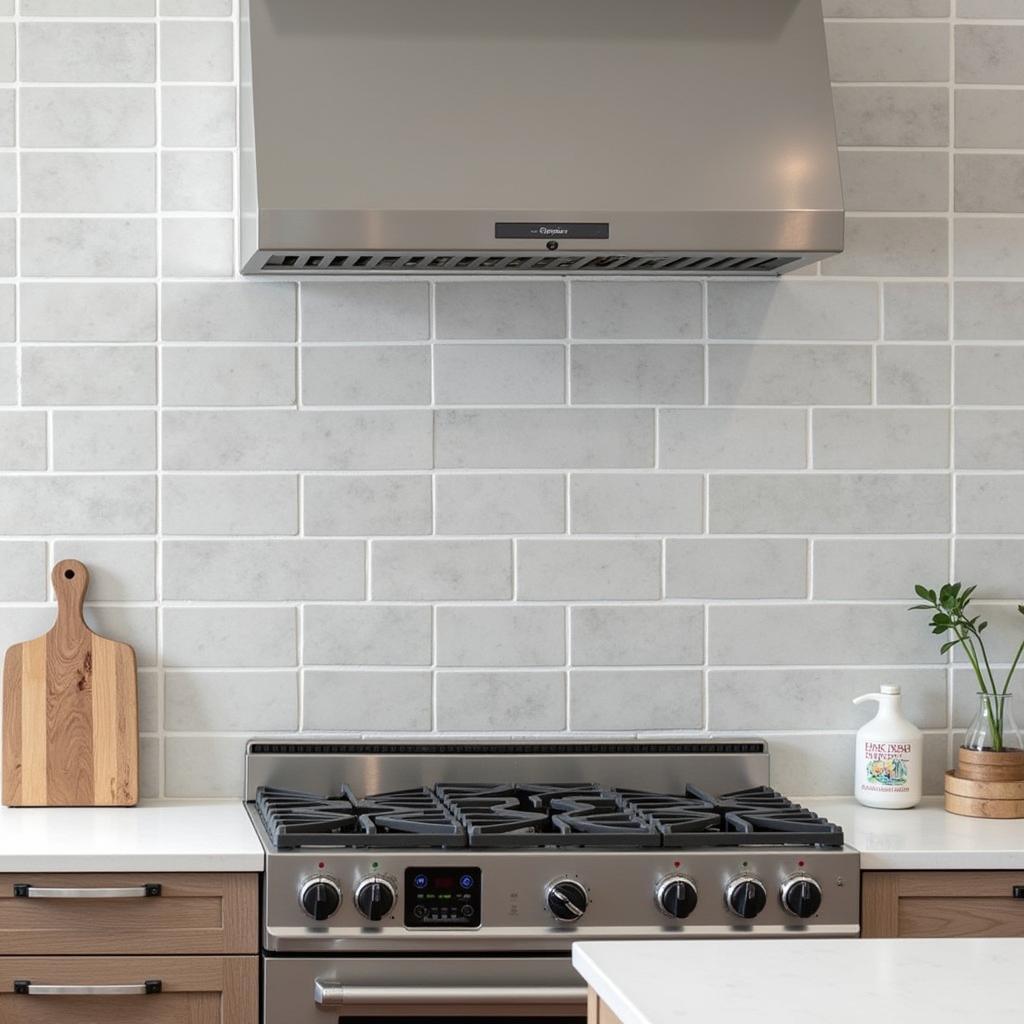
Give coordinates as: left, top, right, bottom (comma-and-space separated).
371, 862, 379, 868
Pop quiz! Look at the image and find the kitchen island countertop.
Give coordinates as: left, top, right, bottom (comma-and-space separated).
0, 800, 263, 871
573, 938, 1024, 1024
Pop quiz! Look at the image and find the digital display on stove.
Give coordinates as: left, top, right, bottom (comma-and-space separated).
404, 866, 481, 927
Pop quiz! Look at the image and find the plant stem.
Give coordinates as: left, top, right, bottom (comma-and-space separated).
956, 626, 1002, 751
970, 628, 1003, 747
1004, 640, 1024, 697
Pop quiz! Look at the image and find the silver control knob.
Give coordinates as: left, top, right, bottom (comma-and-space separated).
655, 875, 699, 919
725, 876, 767, 919
545, 879, 588, 922
299, 876, 342, 921
781, 875, 822, 919
354, 877, 396, 921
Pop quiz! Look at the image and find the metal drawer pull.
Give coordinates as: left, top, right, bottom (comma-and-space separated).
12, 883, 161, 899
14, 980, 162, 996
1013, 885, 1024, 899
314, 982, 587, 1007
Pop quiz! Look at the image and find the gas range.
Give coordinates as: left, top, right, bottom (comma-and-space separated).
245, 739, 860, 1023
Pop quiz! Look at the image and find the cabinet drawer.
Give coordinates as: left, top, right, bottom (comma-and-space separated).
863, 871, 1024, 938
0, 873, 258, 954
0, 955, 257, 1024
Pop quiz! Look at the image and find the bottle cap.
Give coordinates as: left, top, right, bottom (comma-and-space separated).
880, 685, 901, 695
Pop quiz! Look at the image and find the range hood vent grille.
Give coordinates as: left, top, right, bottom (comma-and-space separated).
257, 251, 802, 275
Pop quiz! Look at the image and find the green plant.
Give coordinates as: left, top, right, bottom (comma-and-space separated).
910, 583, 1024, 751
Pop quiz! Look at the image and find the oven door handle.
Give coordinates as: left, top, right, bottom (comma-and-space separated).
314, 982, 587, 1007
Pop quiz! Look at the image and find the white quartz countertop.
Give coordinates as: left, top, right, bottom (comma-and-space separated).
573, 938, 1024, 1024
2, 795, 1023, 874
0, 800, 264, 872
803, 795, 1024, 870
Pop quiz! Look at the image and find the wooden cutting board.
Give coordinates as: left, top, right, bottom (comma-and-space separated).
2, 560, 138, 807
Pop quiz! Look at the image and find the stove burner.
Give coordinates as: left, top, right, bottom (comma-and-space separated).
256, 786, 463, 850
255, 782, 844, 851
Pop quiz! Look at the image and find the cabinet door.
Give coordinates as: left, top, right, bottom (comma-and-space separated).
0, 872, 258, 954
862, 871, 1024, 938
0, 955, 257, 1024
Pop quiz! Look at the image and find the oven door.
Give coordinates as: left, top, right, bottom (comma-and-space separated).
265, 956, 587, 1024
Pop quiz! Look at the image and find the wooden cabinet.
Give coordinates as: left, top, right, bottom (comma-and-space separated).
588, 988, 624, 1024
862, 871, 1024, 938
0, 956, 257, 1024
0, 872, 259, 1022
0, 872, 257, 955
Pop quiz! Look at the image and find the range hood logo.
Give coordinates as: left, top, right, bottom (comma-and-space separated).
495, 222, 610, 240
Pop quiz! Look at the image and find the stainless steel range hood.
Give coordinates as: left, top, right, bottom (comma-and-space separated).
240, 0, 843, 276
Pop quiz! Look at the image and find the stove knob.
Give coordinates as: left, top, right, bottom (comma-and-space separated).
299, 877, 342, 922
781, 875, 822, 919
725, 877, 767, 920
655, 876, 698, 919
545, 879, 589, 923
355, 877, 396, 922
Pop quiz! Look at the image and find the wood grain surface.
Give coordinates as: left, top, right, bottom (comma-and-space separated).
0, 956, 258, 1024
862, 871, 1024, 939
0, 873, 259, 955
1, 560, 138, 807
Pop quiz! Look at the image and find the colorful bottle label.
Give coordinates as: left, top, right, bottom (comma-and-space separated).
862, 741, 912, 793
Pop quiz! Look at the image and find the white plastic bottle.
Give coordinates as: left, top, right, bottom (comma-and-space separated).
852, 685, 922, 809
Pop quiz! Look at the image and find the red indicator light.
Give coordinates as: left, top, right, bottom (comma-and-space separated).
673, 861, 681, 868
318, 861, 325, 869
798, 859, 805, 868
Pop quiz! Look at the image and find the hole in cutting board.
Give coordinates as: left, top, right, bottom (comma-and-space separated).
64, 569, 74, 579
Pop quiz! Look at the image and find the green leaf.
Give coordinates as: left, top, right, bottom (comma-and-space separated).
940, 640, 959, 654
909, 604, 932, 611
915, 584, 931, 601
1018, 604, 1024, 617
962, 585, 977, 602
979, 622, 988, 632
951, 582, 963, 597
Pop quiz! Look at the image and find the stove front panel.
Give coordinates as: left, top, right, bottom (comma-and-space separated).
262, 843, 860, 951
265, 956, 586, 1024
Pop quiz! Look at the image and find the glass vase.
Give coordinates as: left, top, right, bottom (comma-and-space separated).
964, 692, 1023, 753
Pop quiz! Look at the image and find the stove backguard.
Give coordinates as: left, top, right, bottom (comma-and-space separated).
244, 740, 770, 801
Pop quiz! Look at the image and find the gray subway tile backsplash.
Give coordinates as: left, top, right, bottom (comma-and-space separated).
434, 408, 654, 469
436, 606, 566, 668
304, 604, 433, 667
4, 10, 1020, 796
569, 670, 703, 732
831, 85, 949, 147
569, 280, 702, 340
20, 22, 155, 83
20, 87, 155, 147
517, 539, 662, 601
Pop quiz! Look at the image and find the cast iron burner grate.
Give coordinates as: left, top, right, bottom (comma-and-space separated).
254, 782, 844, 850
256, 785, 465, 850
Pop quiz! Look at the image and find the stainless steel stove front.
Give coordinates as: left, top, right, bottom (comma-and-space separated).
255, 822, 860, 953
248, 740, 860, 1024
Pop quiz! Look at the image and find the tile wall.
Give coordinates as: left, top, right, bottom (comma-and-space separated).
0, 1, 1021, 797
